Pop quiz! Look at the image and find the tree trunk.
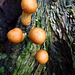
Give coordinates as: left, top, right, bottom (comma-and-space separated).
0, 0, 75, 75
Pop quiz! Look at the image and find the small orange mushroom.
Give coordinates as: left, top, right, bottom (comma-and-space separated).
21, 0, 38, 26
36, 49, 49, 64
29, 27, 46, 45
7, 28, 25, 44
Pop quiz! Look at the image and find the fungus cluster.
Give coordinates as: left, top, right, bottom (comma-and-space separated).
7, 0, 49, 65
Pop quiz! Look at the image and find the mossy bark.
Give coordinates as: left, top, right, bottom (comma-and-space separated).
4, 0, 75, 75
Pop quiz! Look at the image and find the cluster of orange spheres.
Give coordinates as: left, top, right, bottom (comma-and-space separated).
7, 0, 49, 64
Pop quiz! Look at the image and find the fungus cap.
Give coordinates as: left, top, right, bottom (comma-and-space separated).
7, 28, 23, 44
36, 49, 49, 64
29, 27, 46, 45
21, 0, 38, 14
